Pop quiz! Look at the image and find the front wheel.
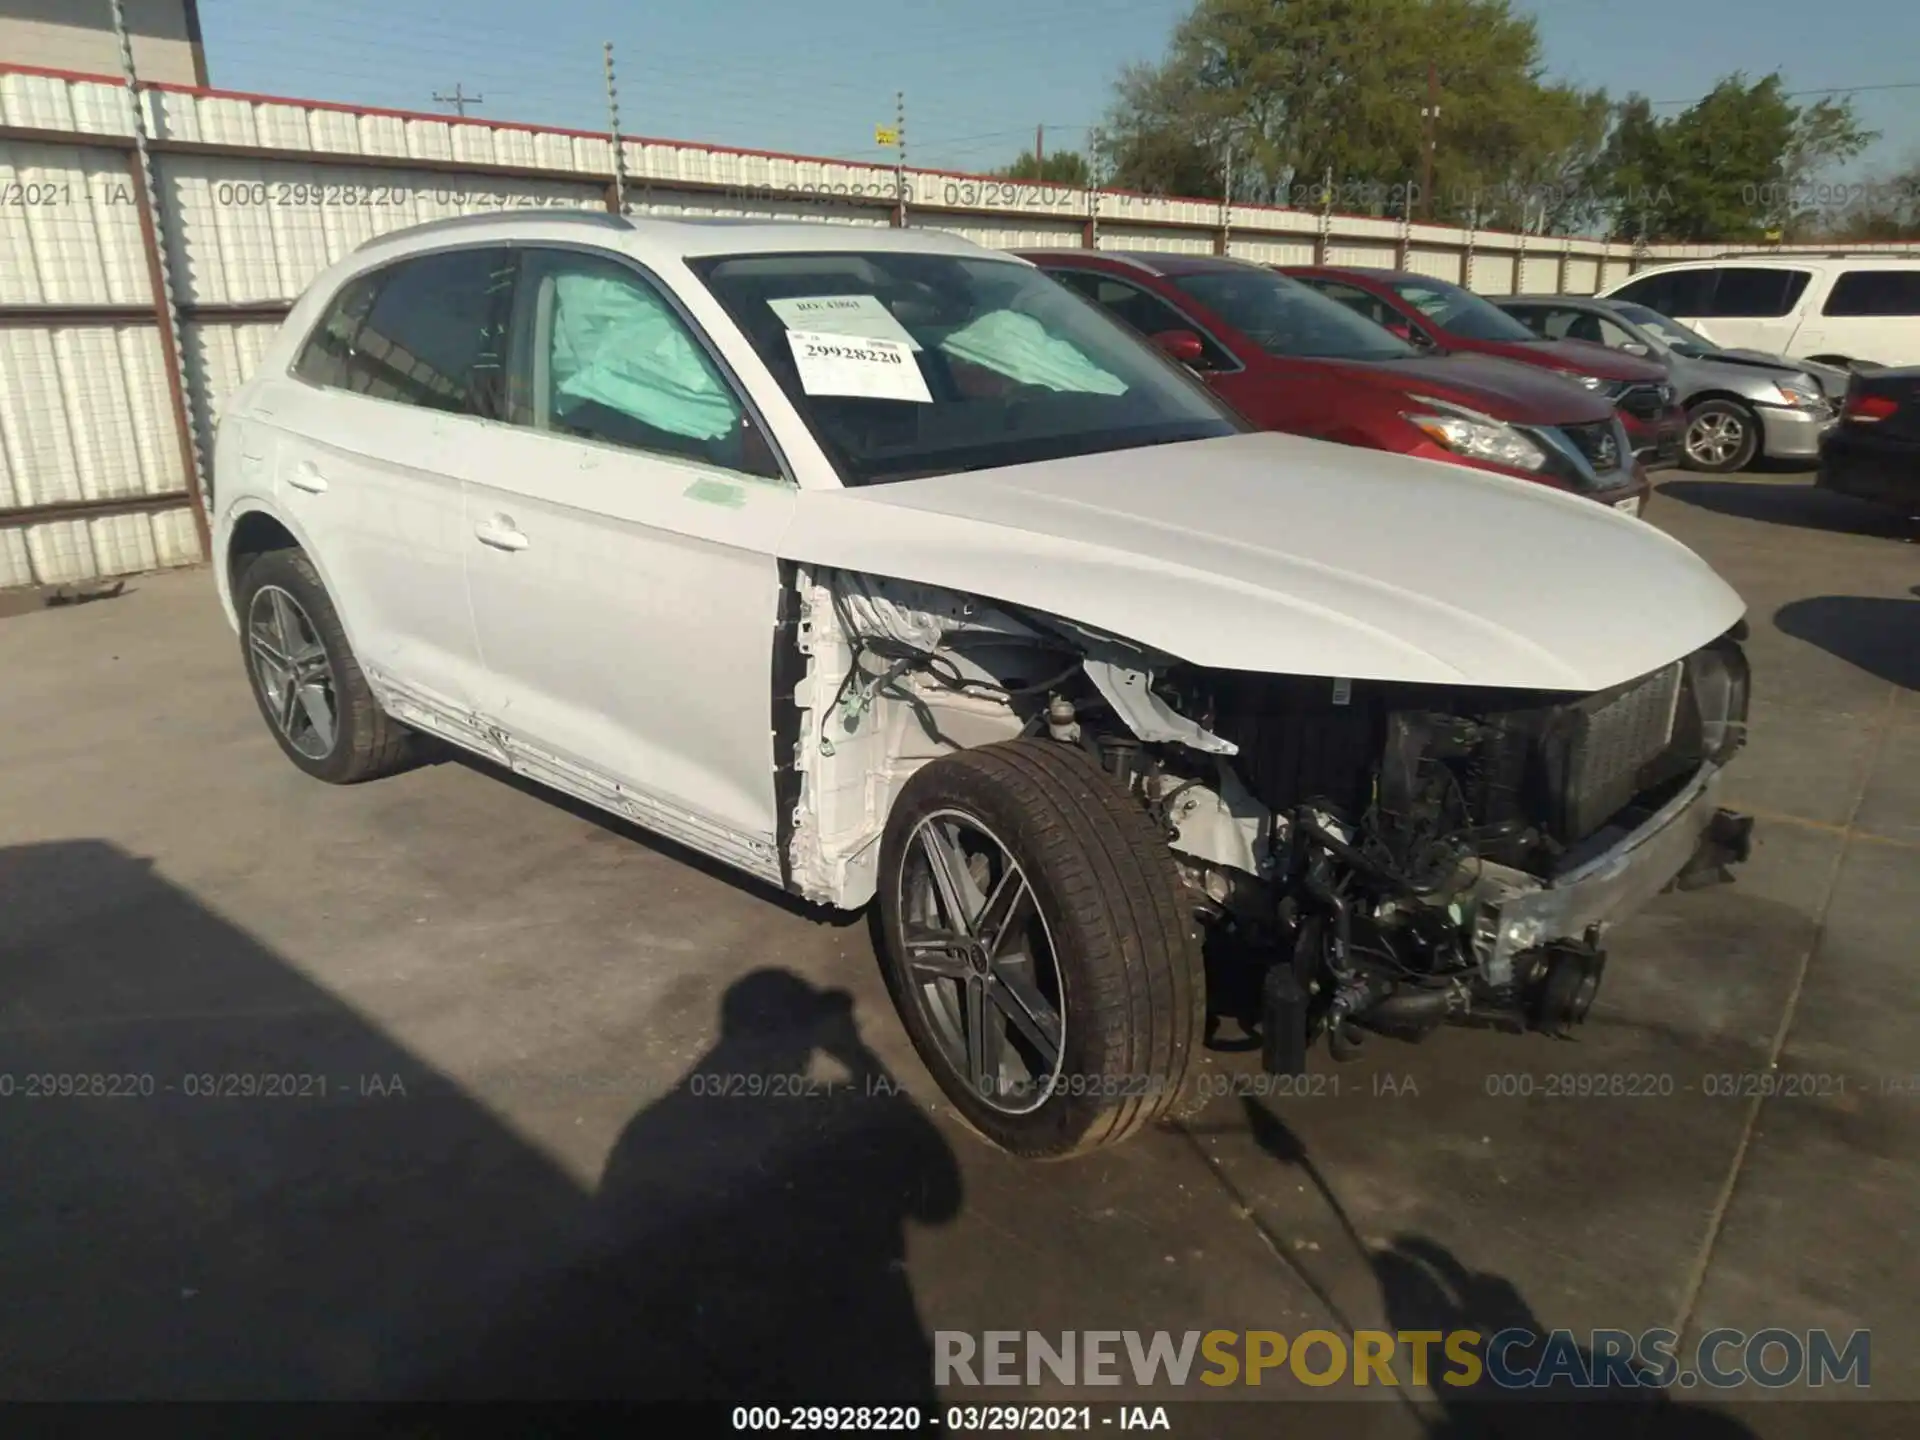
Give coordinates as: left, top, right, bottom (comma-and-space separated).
1683, 399, 1760, 473
876, 740, 1206, 1158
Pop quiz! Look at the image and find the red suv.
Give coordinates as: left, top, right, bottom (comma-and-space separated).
1019, 250, 1652, 513
1282, 266, 1686, 467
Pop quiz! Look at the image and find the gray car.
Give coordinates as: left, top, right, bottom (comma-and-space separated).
1492, 294, 1844, 473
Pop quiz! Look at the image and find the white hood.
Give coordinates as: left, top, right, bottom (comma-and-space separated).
780, 431, 1745, 692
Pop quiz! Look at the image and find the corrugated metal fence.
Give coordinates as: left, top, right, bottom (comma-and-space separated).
4, 61, 1915, 587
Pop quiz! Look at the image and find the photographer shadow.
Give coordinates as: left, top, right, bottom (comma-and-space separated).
0, 839, 960, 1406
1239, 1098, 1758, 1438
419, 968, 964, 1404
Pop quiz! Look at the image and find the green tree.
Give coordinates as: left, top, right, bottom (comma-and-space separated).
1591, 74, 1875, 242
993, 149, 1093, 185
1100, 0, 1610, 227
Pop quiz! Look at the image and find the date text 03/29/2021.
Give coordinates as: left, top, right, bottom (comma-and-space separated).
729, 1405, 1169, 1433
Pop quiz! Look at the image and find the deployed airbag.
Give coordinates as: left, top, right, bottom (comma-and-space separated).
550, 273, 739, 440
939, 310, 1128, 395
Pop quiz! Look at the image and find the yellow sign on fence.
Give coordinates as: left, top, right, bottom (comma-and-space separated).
875, 125, 899, 147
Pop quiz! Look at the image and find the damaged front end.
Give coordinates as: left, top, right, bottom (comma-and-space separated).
786, 566, 1752, 1071
1154, 641, 1753, 1068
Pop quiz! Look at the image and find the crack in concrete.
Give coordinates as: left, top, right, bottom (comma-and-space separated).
1171, 1122, 1438, 1424
1669, 682, 1902, 1341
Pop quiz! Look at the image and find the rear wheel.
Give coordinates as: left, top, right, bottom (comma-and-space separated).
236, 548, 415, 784
1683, 398, 1760, 473
876, 739, 1205, 1158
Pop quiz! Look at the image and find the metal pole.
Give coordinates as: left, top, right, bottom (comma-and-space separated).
110, 0, 209, 560
1218, 134, 1233, 255
1463, 200, 1478, 290
1035, 123, 1044, 172
1421, 61, 1438, 220
894, 91, 907, 228
1084, 126, 1103, 248
1314, 165, 1333, 264
604, 43, 627, 214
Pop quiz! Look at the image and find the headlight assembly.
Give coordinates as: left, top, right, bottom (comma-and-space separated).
1403, 397, 1550, 472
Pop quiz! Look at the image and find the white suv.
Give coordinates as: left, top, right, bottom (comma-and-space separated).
1599, 256, 1920, 369
212, 213, 1755, 1156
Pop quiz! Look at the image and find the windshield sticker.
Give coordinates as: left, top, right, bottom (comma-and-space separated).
786, 330, 932, 403
767, 294, 921, 350
939, 310, 1128, 395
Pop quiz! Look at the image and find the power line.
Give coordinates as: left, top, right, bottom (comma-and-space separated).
1649, 79, 1920, 107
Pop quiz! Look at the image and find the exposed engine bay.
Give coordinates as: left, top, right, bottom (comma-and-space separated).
787, 565, 1753, 1069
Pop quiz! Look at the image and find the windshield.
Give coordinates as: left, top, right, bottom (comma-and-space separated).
689, 251, 1241, 486
1170, 269, 1416, 361
1611, 302, 1715, 356
1388, 277, 1539, 343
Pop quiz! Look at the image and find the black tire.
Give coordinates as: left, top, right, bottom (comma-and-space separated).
235, 547, 415, 784
1682, 398, 1760, 474
876, 739, 1206, 1158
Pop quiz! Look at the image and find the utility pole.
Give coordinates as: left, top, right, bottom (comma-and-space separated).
433, 82, 484, 118
1035, 123, 1045, 172
1419, 61, 1438, 220
893, 91, 907, 228
603, 43, 627, 214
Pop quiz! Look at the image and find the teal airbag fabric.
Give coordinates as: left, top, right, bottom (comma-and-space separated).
551, 274, 738, 440
938, 310, 1128, 395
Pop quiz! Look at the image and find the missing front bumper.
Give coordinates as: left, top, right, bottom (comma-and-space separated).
1474, 763, 1746, 987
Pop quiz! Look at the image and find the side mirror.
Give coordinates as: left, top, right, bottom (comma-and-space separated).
1620, 341, 1650, 357
1150, 329, 1207, 366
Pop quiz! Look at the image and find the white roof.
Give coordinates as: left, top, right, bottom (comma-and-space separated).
352, 211, 1007, 266
1614, 254, 1920, 274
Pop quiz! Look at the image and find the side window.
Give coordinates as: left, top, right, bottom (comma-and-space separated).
1613, 268, 1717, 317
1703, 267, 1810, 318
293, 273, 380, 390
1301, 278, 1400, 328
1609, 273, 1673, 311
1823, 269, 1920, 317
1558, 311, 1636, 348
509, 248, 777, 479
1504, 306, 1554, 337
1052, 270, 1236, 371
296, 248, 514, 418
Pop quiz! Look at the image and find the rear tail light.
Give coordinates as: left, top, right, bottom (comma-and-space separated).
1843, 392, 1899, 423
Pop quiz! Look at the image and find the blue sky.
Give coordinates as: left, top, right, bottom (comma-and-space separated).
197, 0, 1917, 178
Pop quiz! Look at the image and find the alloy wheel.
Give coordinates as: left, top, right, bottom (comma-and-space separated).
247, 584, 338, 760
896, 808, 1066, 1115
1685, 410, 1748, 468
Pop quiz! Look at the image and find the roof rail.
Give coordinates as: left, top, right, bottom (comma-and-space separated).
354, 208, 633, 251
1713, 248, 1913, 259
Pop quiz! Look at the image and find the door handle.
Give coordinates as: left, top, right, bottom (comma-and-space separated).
474, 515, 529, 552
287, 462, 328, 494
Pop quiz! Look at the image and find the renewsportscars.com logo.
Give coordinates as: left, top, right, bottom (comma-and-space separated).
935, 1328, 1871, 1391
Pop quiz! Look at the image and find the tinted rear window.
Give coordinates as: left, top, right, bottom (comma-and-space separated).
295, 247, 513, 418
1700, 268, 1811, 318
1822, 269, 1920, 317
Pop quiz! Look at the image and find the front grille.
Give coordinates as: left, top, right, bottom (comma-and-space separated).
1559, 419, 1624, 474
1550, 663, 1683, 840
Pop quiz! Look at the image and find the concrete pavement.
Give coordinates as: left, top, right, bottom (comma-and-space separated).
0, 470, 1913, 1434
